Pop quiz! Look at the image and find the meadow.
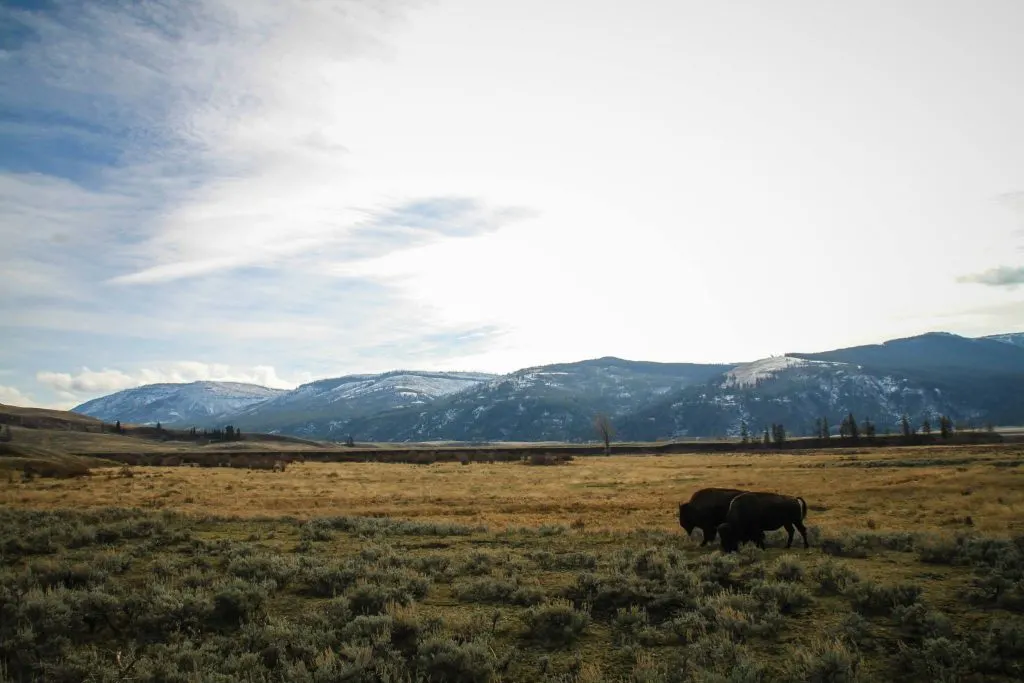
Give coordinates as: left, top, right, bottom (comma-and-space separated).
2, 441, 1024, 681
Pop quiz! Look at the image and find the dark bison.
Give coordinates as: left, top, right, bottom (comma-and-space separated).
678, 488, 748, 546
717, 491, 809, 553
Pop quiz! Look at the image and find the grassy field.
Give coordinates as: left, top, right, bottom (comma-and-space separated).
2, 441, 1023, 681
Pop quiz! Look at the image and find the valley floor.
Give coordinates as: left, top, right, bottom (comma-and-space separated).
2, 444, 1023, 681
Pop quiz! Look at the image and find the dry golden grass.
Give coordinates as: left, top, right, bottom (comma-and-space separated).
3, 425, 331, 453
4, 441, 1022, 535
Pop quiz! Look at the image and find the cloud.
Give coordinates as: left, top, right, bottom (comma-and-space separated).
0, 385, 39, 408
36, 363, 311, 399
996, 191, 1024, 215
109, 195, 534, 285
5, 0, 1024, 388
2, 0, 516, 380
957, 266, 1024, 288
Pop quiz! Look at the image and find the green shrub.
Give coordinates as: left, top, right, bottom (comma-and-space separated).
810, 559, 860, 595
341, 614, 394, 646
750, 580, 813, 615
527, 551, 597, 571
347, 582, 415, 615
453, 576, 545, 606
415, 637, 496, 683
897, 637, 976, 682
23, 560, 108, 591
299, 561, 362, 597
683, 631, 767, 679
631, 547, 684, 581
916, 536, 964, 565
523, 599, 590, 648
211, 579, 270, 627
973, 618, 1024, 676
830, 612, 872, 649
299, 519, 334, 542
785, 637, 863, 682
693, 553, 740, 589
658, 610, 709, 646
892, 603, 953, 640
564, 571, 694, 622
458, 551, 495, 576
227, 554, 299, 588
772, 556, 806, 583
845, 580, 922, 616
410, 554, 451, 577
612, 605, 650, 644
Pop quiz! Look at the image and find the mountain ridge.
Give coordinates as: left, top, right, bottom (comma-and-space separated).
70, 331, 1024, 440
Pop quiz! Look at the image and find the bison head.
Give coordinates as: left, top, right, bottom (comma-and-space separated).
717, 523, 740, 553
678, 503, 696, 534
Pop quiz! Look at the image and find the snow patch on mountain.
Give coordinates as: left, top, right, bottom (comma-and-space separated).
983, 333, 1024, 348
73, 381, 285, 425
722, 357, 814, 388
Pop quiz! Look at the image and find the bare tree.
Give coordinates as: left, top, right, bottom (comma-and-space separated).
594, 414, 614, 455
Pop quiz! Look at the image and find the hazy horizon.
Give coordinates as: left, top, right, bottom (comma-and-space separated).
2, 0, 1023, 409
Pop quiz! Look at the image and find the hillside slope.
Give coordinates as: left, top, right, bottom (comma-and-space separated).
614, 356, 1002, 440
320, 358, 733, 442
73, 382, 285, 426
231, 371, 498, 436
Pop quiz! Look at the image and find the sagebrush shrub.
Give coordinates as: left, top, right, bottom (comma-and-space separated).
973, 618, 1024, 676
347, 582, 415, 615
845, 580, 922, 616
341, 614, 394, 646
916, 536, 964, 565
772, 556, 806, 583
612, 605, 650, 644
211, 579, 270, 627
810, 559, 860, 595
415, 637, 496, 683
750, 580, 813, 615
893, 603, 953, 640
524, 599, 590, 648
897, 637, 976, 682
693, 553, 740, 589
786, 637, 862, 683
453, 576, 544, 606
830, 612, 872, 648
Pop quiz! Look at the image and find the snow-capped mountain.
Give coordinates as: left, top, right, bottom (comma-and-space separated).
984, 332, 1024, 349
615, 332, 1024, 440
73, 381, 286, 426
320, 358, 734, 442
68, 331, 1024, 441
619, 359, 959, 440
229, 371, 499, 436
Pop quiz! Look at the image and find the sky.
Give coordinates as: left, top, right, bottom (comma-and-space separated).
1, 0, 1023, 410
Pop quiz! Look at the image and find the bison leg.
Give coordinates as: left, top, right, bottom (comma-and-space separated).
784, 522, 795, 548
794, 520, 809, 548
702, 525, 717, 546
756, 531, 766, 550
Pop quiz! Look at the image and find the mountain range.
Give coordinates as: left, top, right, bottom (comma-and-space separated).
71, 331, 1024, 442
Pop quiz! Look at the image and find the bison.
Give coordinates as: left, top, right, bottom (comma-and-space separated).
716, 491, 809, 553
678, 487, 748, 546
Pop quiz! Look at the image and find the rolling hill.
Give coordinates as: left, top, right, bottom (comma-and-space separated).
73, 381, 286, 426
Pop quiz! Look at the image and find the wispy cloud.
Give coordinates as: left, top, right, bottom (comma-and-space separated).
37, 362, 310, 397
0, 385, 39, 408
957, 266, 1024, 288
4, 0, 1024, 411
1, 0, 530, 407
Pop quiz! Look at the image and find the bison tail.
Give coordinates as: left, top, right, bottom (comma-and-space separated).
797, 497, 808, 520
